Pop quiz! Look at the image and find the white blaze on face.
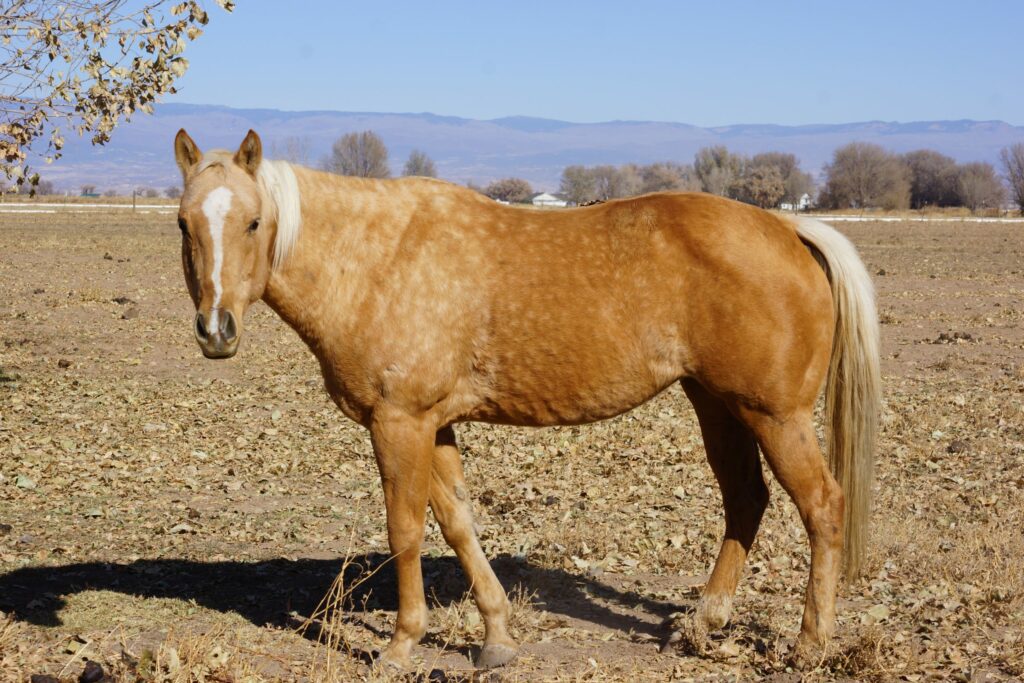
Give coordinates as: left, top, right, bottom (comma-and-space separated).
201, 186, 234, 333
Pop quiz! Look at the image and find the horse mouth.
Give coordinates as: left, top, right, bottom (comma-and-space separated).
194, 311, 239, 359
199, 343, 238, 360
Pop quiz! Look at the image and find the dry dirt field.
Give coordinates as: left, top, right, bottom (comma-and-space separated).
1, 208, 1022, 682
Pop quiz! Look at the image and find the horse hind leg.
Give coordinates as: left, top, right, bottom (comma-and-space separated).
429, 425, 519, 669
742, 407, 845, 665
663, 379, 769, 653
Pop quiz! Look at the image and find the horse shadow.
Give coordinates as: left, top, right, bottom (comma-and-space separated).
0, 553, 691, 652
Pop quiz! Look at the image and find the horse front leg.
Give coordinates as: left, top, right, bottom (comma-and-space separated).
429, 425, 518, 668
370, 406, 437, 670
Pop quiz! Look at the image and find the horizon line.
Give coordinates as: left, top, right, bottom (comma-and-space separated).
157, 101, 1022, 130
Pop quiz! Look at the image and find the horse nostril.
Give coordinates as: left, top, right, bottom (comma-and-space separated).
220, 310, 237, 342
194, 313, 209, 343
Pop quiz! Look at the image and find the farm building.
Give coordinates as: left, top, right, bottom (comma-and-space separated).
780, 193, 812, 211
531, 192, 570, 208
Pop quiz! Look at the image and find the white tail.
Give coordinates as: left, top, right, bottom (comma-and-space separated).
794, 217, 881, 579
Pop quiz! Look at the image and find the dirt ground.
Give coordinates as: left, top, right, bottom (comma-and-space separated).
0, 208, 1022, 682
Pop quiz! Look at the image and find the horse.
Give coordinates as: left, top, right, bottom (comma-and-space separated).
172, 129, 880, 671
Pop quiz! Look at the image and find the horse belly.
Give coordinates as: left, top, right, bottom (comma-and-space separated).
472, 324, 688, 426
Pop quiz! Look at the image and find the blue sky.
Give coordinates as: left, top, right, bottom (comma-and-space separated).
168, 1, 1022, 125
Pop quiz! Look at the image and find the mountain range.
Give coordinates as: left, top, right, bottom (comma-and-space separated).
34, 103, 1024, 194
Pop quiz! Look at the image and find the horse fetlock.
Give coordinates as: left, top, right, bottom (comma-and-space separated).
380, 606, 428, 669
398, 608, 429, 644
476, 595, 511, 634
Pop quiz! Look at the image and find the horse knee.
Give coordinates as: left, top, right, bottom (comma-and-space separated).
387, 518, 425, 555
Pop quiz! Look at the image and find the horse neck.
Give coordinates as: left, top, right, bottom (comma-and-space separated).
261, 166, 405, 349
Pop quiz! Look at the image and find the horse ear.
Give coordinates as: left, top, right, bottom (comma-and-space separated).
174, 129, 202, 180
234, 129, 262, 177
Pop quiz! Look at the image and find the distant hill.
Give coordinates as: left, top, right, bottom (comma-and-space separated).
35, 103, 1024, 194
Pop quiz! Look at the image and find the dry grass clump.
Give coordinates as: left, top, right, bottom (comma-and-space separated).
821, 625, 900, 681
126, 627, 261, 683
297, 541, 394, 681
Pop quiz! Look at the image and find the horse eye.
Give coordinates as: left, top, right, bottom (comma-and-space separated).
247, 218, 260, 233
178, 217, 187, 233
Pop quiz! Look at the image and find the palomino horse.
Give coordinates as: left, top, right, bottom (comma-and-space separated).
173, 130, 880, 670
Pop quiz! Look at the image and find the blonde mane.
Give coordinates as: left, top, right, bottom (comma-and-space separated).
257, 159, 302, 269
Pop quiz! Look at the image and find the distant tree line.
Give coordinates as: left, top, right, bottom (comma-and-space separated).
0, 182, 187, 198
819, 142, 1012, 212
556, 142, 1023, 213
270, 130, 1024, 215
8, 129, 1022, 215
557, 148, 813, 209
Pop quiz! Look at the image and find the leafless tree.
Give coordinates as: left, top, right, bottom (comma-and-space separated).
749, 152, 813, 207
324, 131, 391, 178
80, 184, 96, 195
694, 146, 745, 197
1, 0, 234, 192
482, 177, 533, 203
559, 165, 597, 205
639, 162, 700, 194
590, 165, 643, 200
557, 164, 648, 202
589, 165, 616, 201
271, 136, 313, 166
613, 164, 644, 197
736, 164, 785, 208
1000, 142, 1024, 214
903, 150, 958, 208
820, 142, 910, 210
165, 186, 181, 199
956, 162, 1006, 213
34, 179, 55, 195
403, 149, 437, 177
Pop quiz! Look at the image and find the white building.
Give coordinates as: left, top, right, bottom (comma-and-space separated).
780, 193, 812, 212
531, 192, 569, 208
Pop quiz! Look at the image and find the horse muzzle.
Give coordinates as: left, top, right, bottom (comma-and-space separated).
194, 310, 239, 359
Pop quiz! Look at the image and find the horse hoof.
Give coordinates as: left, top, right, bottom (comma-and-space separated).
789, 636, 827, 670
659, 629, 684, 653
476, 643, 518, 669
660, 621, 708, 655
371, 651, 408, 675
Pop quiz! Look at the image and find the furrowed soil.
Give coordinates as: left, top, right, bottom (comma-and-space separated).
0, 209, 1022, 682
